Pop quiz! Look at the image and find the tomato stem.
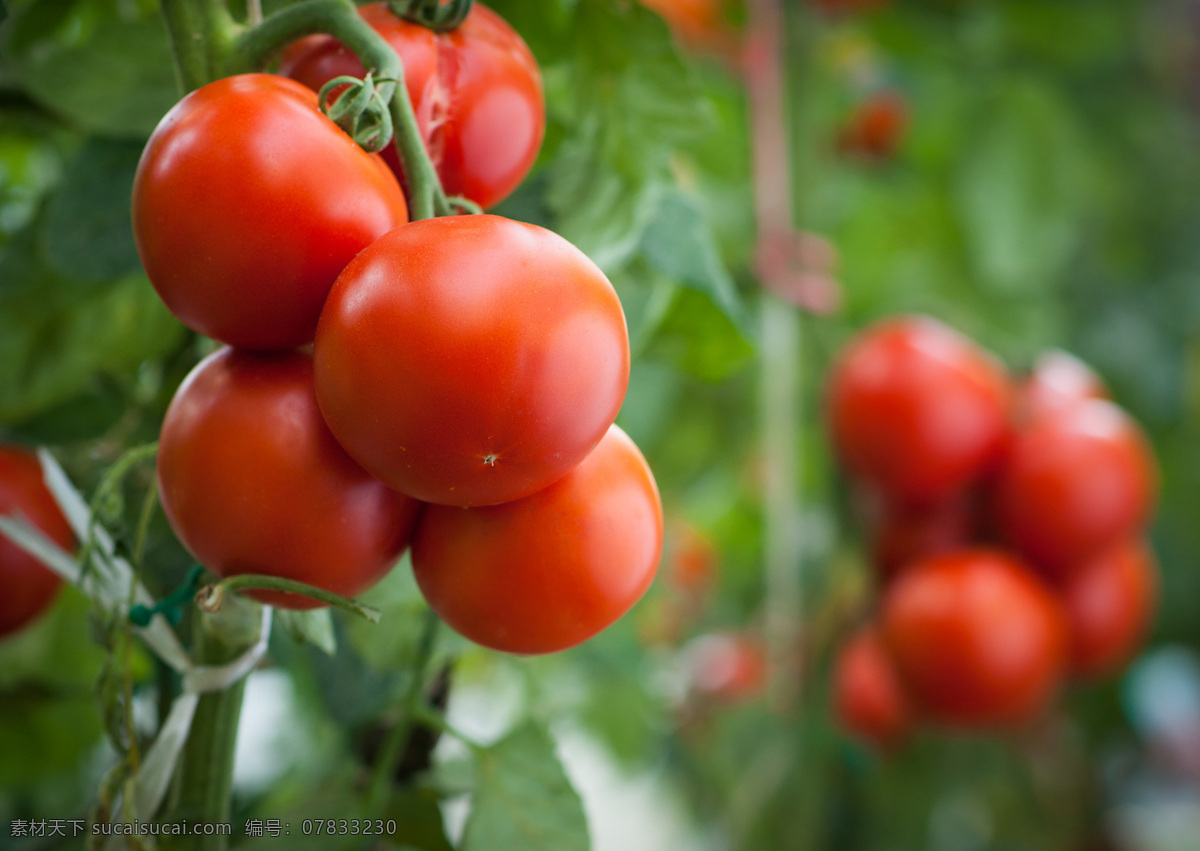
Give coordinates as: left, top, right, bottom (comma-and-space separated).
198, 574, 382, 622
159, 0, 239, 92
224, 0, 449, 220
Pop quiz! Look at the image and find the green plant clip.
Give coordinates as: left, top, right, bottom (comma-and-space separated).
129, 564, 207, 627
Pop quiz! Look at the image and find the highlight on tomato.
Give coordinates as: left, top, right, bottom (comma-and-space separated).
279, 2, 544, 210
411, 425, 663, 655
157, 348, 421, 610
0, 446, 73, 638
315, 214, 630, 507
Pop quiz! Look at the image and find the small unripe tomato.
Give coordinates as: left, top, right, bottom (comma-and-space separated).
992, 399, 1156, 576
882, 549, 1067, 729
827, 315, 1012, 509
158, 349, 420, 610
837, 91, 908, 161
0, 447, 73, 638
315, 214, 629, 507
132, 74, 408, 350
279, 3, 543, 210
832, 625, 912, 749
687, 631, 767, 705
1061, 539, 1158, 680
1019, 350, 1107, 422
411, 426, 662, 654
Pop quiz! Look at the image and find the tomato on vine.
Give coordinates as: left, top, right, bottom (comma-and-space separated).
279, 2, 544, 210
132, 74, 408, 350
837, 91, 908, 161
315, 214, 630, 507
0, 447, 73, 638
833, 624, 912, 749
411, 425, 662, 654
157, 349, 420, 610
1019, 350, 1107, 422
882, 549, 1067, 729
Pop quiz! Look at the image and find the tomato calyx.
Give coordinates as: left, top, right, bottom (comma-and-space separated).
318, 72, 397, 153
389, 0, 474, 33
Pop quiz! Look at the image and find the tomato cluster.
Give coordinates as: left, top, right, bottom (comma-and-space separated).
135, 4, 662, 654
826, 316, 1159, 746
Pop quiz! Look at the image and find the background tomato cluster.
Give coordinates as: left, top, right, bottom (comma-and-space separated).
4, 0, 1200, 849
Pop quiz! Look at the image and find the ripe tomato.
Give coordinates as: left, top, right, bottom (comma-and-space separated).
992, 399, 1156, 576
1019, 350, 1107, 422
870, 496, 975, 581
832, 625, 912, 749
837, 91, 908, 161
667, 519, 718, 602
157, 348, 420, 610
0, 447, 72, 638
687, 632, 767, 704
1061, 539, 1158, 680
132, 73, 408, 350
279, 3, 543, 210
411, 425, 662, 654
315, 214, 629, 507
882, 549, 1067, 729
827, 316, 1012, 508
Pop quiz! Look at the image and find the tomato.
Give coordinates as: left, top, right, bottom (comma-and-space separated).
666, 519, 718, 602
837, 91, 908, 161
827, 316, 1012, 508
871, 496, 976, 581
315, 214, 629, 507
881, 549, 1067, 729
687, 632, 767, 704
832, 625, 912, 749
0, 447, 72, 638
1019, 350, 1107, 422
279, 3, 543, 210
411, 425, 662, 654
132, 74, 408, 350
1061, 539, 1158, 679
157, 348, 420, 610
992, 399, 1156, 576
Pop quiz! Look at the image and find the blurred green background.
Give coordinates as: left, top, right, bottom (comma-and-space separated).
3, 0, 1200, 848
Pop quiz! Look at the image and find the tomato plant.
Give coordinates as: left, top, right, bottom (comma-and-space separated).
279, 2, 543, 210
315, 213, 630, 507
0, 447, 73, 638
832, 624, 912, 749
132, 73, 409, 350
411, 425, 662, 654
157, 348, 420, 609
881, 549, 1067, 729
827, 315, 1012, 509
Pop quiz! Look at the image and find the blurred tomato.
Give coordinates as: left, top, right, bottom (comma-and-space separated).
667, 519, 719, 602
833, 624, 913, 749
688, 632, 768, 704
837, 91, 908, 160
882, 549, 1067, 729
1019, 350, 1107, 422
871, 497, 976, 580
640, 0, 736, 56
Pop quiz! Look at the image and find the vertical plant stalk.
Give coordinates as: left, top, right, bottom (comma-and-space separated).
746, 0, 804, 711
159, 0, 239, 93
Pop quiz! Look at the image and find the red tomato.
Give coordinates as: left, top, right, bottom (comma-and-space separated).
992, 399, 1156, 577
0, 447, 72, 638
314, 214, 629, 507
667, 519, 718, 601
687, 632, 767, 704
1019, 350, 1107, 421
132, 74, 408, 350
882, 549, 1067, 729
827, 316, 1012, 508
411, 425, 662, 654
157, 349, 419, 610
871, 497, 976, 581
837, 91, 908, 161
1061, 539, 1158, 679
279, 3, 543, 210
832, 625, 912, 749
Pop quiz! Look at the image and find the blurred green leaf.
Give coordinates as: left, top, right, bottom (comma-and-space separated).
383, 787, 454, 851
277, 608, 337, 657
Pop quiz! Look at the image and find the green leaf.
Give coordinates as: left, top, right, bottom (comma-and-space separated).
383, 787, 454, 851
643, 287, 755, 382
276, 608, 337, 656
37, 137, 143, 282
460, 723, 589, 851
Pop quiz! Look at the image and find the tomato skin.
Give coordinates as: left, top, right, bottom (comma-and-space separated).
1061, 539, 1157, 680
157, 349, 419, 610
833, 625, 912, 749
0, 447, 72, 638
687, 632, 767, 704
992, 399, 1156, 577
1019, 350, 1107, 422
279, 3, 544, 210
827, 316, 1012, 509
411, 425, 662, 655
882, 549, 1067, 729
314, 214, 629, 507
132, 73, 409, 350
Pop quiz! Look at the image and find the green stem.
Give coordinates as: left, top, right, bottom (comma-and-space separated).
159, 0, 240, 93
366, 609, 439, 813
199, 574, 381, 622
225, 0, 447, 220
